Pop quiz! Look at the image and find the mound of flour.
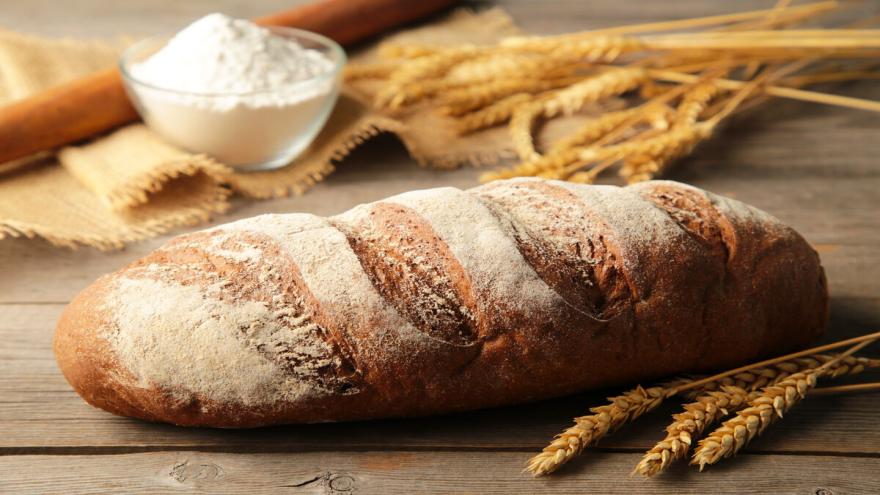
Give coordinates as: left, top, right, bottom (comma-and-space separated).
126, 13, 340, 168
131, 13, 335, 109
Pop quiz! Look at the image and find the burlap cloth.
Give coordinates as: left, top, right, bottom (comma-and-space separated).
0, 8, 577, 250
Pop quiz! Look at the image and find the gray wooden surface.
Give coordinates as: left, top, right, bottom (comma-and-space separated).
1, 1, 879, 493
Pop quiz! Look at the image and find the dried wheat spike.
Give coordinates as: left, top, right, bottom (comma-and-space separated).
446, 53, 581, 85
542, 68, 646, 117
509, 103, 545, 161
526, 385, 670, 476
569, 121, 711, 184
634, 385, 754, 477
795, 354, 879, 377
500, 35, 645, 62
620, 156, 666, 185
691, 371, 818, 470
581, 122, 714, 167
550, 107, 642, 152
673, 82, 722, 127
377, 79, 467, 109
681, 354, 880, 400
376, 48, 480, 108
637, 353, 879, 476
481, 147, 582, 182
442, 77, 581, 116
456, 93, 534, 134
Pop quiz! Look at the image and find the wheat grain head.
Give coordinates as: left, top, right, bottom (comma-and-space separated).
455, 93, 535, 134
542, 68, 647, 117
634, 385, 754, 477
691, 371, 818, 470
526, 385, 670, 476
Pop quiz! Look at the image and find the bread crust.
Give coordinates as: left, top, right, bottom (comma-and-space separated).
54, 179, 828, 427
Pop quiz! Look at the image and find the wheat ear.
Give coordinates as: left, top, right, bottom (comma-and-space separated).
482, 109, 638, 181
673, 81, 723, 126
572, 122, 714, 177
442, 77, 581, 116
455, 93, 534, 134
480, 147, 583, 182
690, 370, 818, 470
500, 35, 646, 62
635, 354, 879, 477
526, 384, 676, 476
446, 54, 583, 85
375, 48, 479, 109
509, 103, 546, 161
542, 68, 647, 117
634, 385, 754, 477
550, 107, 643, 152
683, 354, 880, 400
691, 340, 877, 470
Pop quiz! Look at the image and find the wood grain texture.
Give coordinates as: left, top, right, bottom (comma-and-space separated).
0, 0, 878, 492
2, 451, 880, 494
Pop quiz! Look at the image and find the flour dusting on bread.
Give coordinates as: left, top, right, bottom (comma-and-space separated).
103, 275, 322, 406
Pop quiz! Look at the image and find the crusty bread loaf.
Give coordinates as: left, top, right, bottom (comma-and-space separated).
54, 178, 828, 427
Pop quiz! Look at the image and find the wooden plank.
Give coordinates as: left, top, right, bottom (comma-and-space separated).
3, 303, 879, 454
2, 450, 879, 494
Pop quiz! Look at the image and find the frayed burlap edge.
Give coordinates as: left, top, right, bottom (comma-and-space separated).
99, 155, 232, 211
0, 187, 231, 251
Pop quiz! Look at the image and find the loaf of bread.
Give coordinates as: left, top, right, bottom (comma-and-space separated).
54, 178, 828, 427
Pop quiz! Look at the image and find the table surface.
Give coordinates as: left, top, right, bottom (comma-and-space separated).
1, 1, 879, 493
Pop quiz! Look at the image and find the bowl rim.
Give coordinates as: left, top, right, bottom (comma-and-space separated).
118, 25, 347, 98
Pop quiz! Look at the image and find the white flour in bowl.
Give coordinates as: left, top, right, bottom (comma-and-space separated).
125, 13, 342, 169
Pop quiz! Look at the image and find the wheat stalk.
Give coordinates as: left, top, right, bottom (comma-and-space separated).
690, 370, 817, 470
550, 107, 643, 152
349, 1, 880, 184
635, 354, 879, 477
500, 35, 646, 62
542, 68, 647, 117
380, 79, 471, 109
479, 147, 579, 182
683, 354, 880, 400
455, 93, 534, 134
446, 54, 583, 85
509, 103, 545, 161
576, 122, 713, 171
481, 108, 643, 182
691, 340, 877, 470
526, 332, 880, 477
375, 48, 480, 109
634, 385, 755, 477
442, 77, 581, 116
526, 384, 681, 476
673, 81, 723, 126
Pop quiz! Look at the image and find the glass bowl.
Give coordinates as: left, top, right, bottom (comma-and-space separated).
119, 27, 346, 172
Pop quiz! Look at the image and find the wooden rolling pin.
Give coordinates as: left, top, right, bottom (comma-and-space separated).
0, 0, 457, 165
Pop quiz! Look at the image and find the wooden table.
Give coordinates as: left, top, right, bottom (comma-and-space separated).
2, 1, 879, 493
